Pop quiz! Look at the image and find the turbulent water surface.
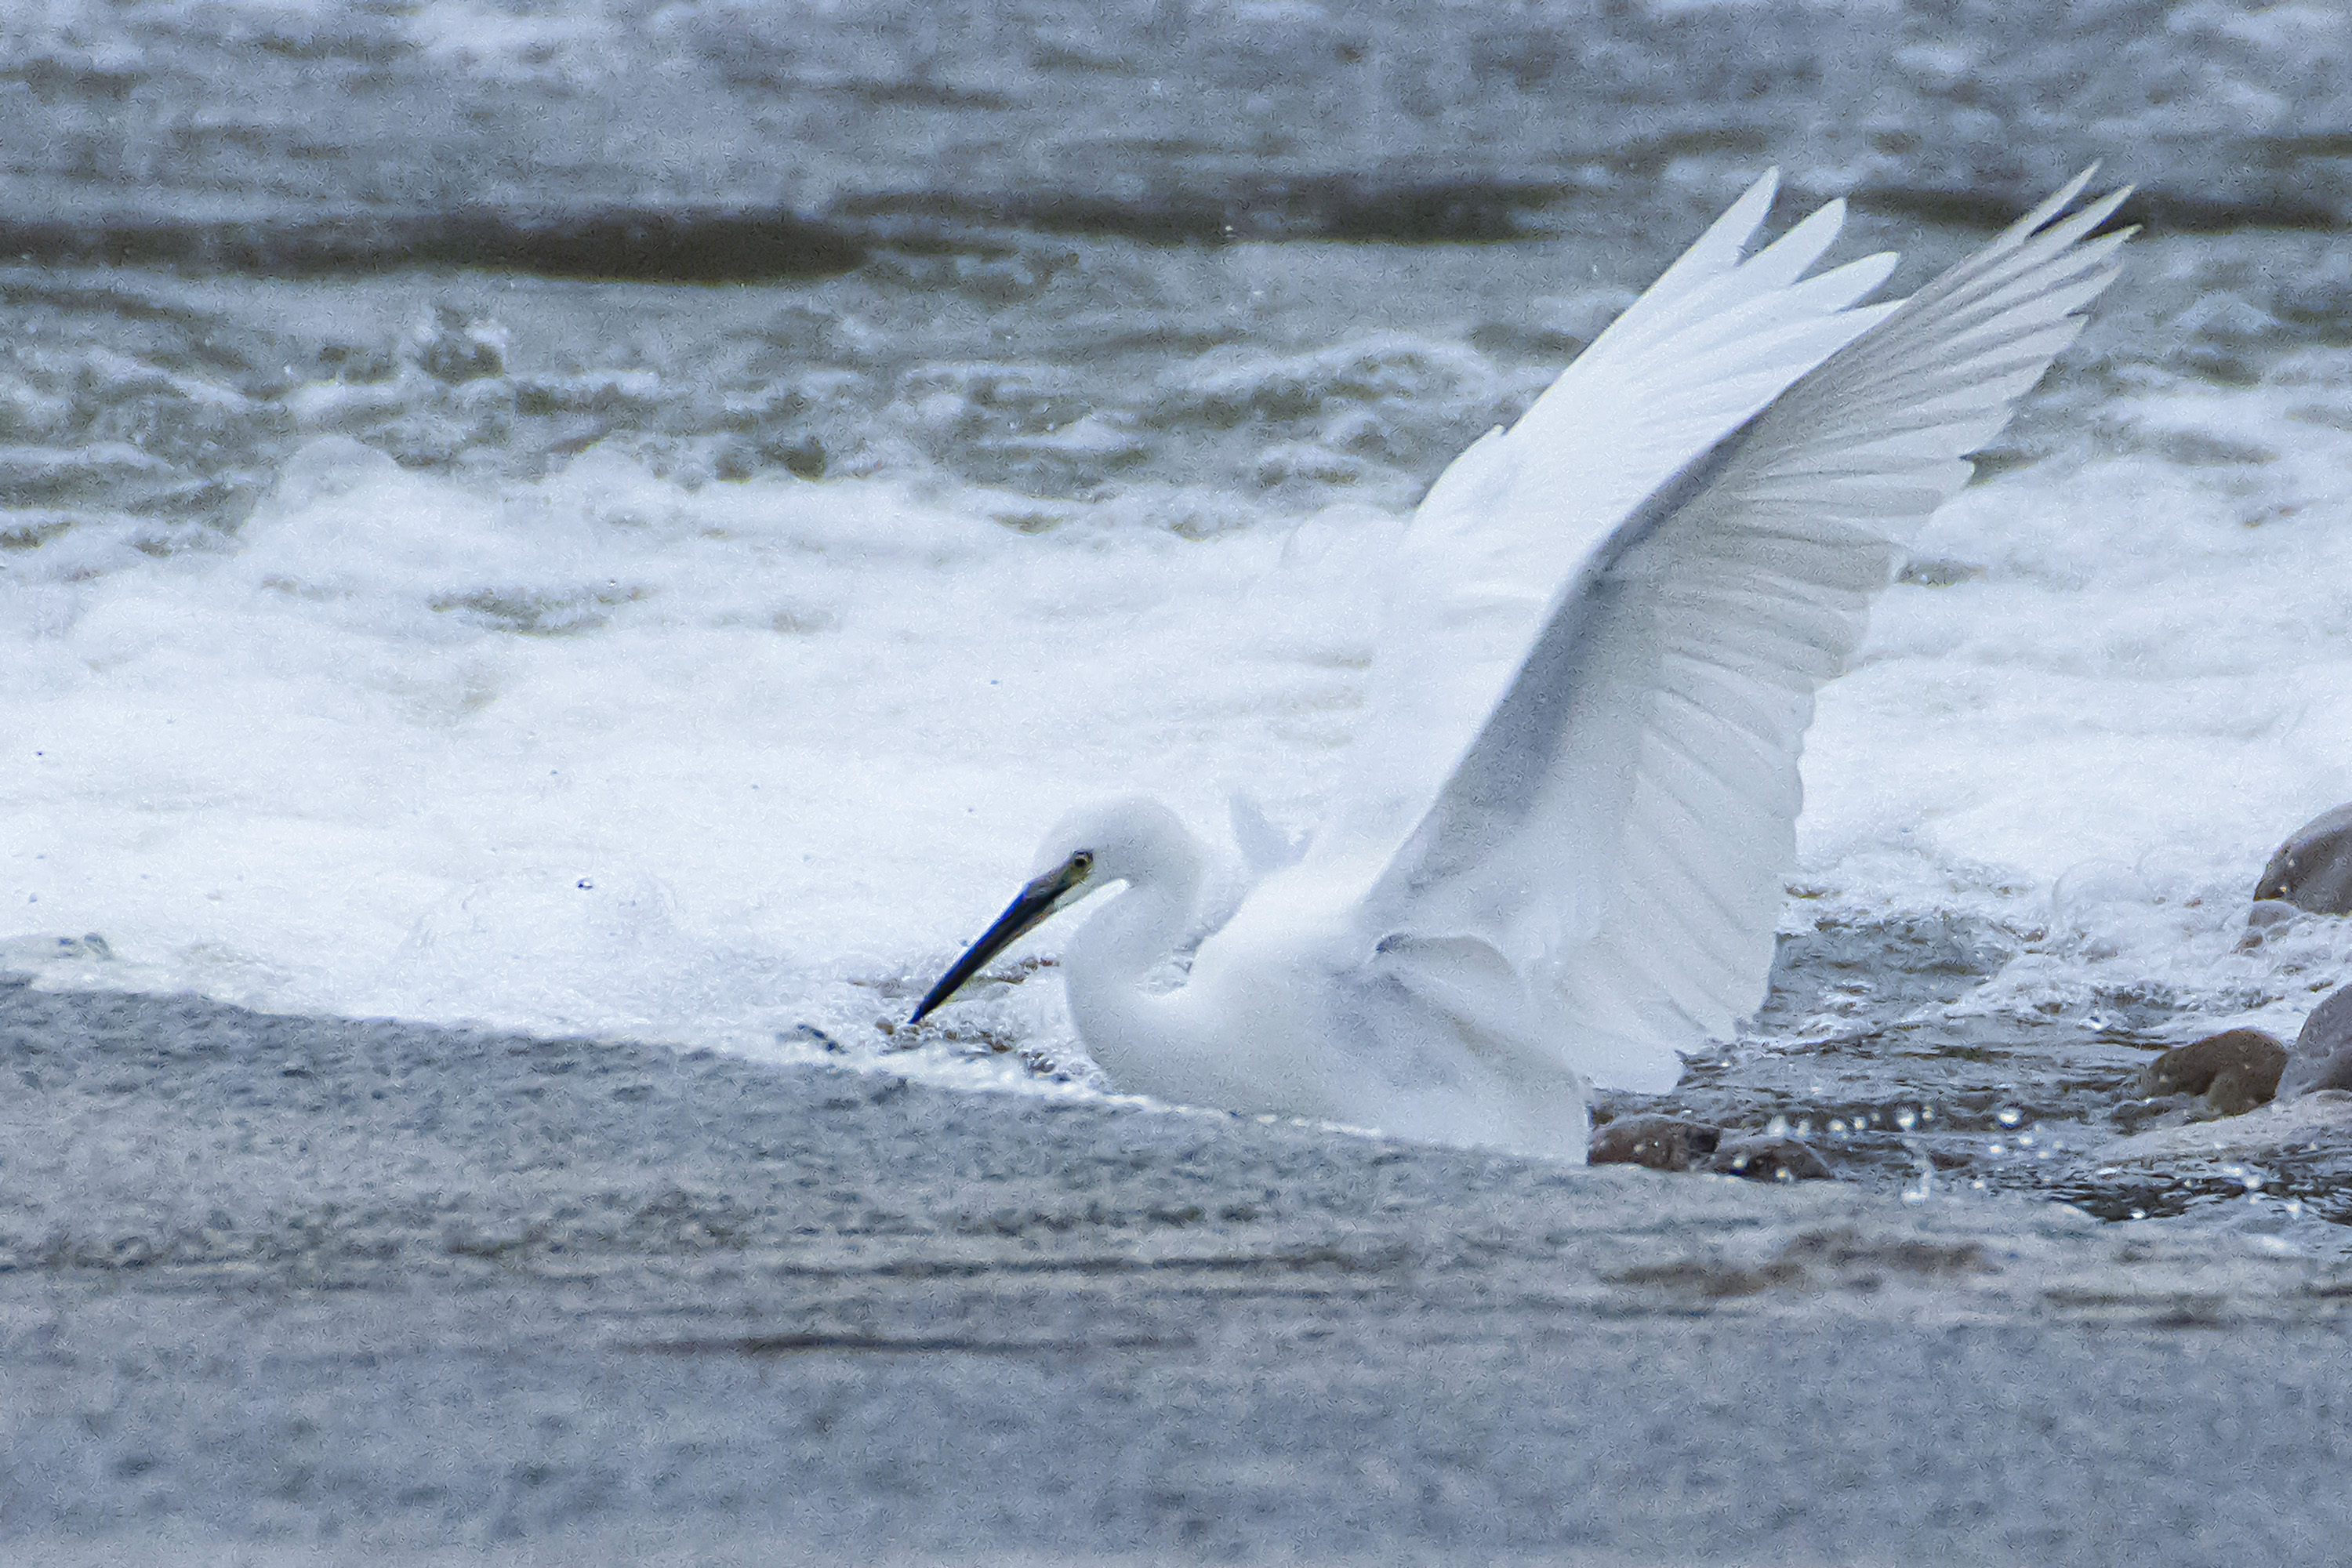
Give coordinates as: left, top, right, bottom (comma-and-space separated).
5, 1, 2352, 1238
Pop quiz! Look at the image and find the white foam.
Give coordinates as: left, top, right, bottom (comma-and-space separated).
2, 435, 1389, 1078
1798, 376, 2352, 1031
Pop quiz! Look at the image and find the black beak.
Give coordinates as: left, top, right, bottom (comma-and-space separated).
909, 857, 1089, 1025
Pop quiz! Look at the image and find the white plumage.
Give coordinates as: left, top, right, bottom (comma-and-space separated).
913, 169, 2132, 1160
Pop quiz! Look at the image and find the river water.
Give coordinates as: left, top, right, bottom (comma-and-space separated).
4, 0, 2351, 1234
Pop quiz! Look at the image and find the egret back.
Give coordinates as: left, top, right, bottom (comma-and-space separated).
1344, 172, 2132, 1091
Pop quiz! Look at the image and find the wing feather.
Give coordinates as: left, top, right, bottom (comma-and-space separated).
1312, 174, 1909, 869
1345, 172, 2130, 1091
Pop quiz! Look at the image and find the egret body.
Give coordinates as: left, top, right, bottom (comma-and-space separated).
913, 170, 2133, 1160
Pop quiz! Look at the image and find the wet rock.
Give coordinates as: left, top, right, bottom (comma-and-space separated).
2278, 983, 2352, 1099
2238, 899, 2302, 951
1706, 1135, 1832, 1182
2248, 899, 2300, 930
1588, 1114, 1721, 1171
2201, 1067, 2274, 1116
2137, 1028, 2288, 1116
2252, 803, 2352, 916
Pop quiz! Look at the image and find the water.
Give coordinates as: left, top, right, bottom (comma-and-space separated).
5, 0, 2351, 1228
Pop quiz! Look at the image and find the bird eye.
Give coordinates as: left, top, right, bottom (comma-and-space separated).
1069, 851, 1094, 877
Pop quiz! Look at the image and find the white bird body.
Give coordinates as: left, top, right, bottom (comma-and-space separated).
1054, 817, 1588, 1156
913, 170, 2132, 1161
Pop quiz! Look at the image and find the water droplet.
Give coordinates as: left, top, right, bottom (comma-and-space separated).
1995, 1106, 2024, 1127
1766, 1114, 1789, 1138
1795, 1119, 1813, 1138
1901, 1139, 1935, 1207
1988, 1142, 2005, 1156
1896, 1107, 1918, 1132
2129, 1207, 2147, 1221
1828, 1119, 1848, 1136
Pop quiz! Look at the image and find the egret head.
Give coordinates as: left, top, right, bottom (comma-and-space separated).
907, 797, 1192, 1025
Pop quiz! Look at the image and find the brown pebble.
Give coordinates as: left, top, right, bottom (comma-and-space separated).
1588, 1115, 1722, 1171
2137, 1028, 2287, 1115
1706, 1135, 1832, 1182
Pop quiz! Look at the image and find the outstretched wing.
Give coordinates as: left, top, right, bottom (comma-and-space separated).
1351, 171, 2132, 1092
1314, 171, 1899, 877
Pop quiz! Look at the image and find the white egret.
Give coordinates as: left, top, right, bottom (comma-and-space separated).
912, 169, 2132, 1160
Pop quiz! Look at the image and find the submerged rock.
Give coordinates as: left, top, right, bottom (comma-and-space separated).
2099, 1088, 2352, 1162
1589, 1114, 1722, 1171
1708, 1135, 1832, 1182
2278, 983, 2352, 1099
2137, 1028, 2288, 1115
2253, 804, 2352, 916
2106, 1092, 2200, 1135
